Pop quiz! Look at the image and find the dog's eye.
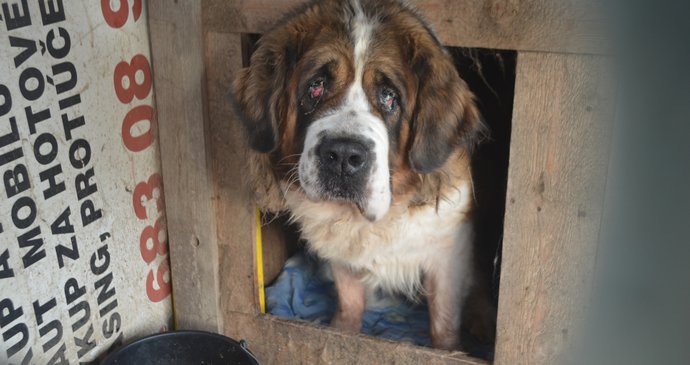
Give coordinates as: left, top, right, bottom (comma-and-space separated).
309, 78, 325, 99
379, 86, 397, 113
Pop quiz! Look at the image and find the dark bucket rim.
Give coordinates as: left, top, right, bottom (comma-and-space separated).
100, 330, 260, 365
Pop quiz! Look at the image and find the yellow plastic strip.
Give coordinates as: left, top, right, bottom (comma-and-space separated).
255, 207, 266, 314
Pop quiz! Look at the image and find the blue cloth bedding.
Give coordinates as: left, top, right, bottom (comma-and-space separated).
266, 251, 432, 346
265, 251, 494, 361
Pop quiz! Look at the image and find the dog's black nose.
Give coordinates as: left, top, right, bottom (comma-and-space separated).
318, 138, 369, 176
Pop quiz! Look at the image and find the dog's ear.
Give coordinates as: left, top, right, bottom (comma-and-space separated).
408, 38, 485, 174
232, 30, 302, 153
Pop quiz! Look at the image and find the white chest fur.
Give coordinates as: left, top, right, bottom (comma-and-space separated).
284, 181, 475, 296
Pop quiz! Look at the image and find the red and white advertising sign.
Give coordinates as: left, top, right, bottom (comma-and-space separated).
0, 1, 172, 363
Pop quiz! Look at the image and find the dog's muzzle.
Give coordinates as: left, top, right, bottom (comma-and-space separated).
316, 136, 373, 201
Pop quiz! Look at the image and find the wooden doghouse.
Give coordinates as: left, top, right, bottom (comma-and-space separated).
146, 1, 610, 364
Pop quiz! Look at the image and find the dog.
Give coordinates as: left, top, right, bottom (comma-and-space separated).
233, 0, 487, 350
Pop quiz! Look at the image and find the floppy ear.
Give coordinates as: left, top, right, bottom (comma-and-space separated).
232, 31, 301, 153
408, 40, 485, 174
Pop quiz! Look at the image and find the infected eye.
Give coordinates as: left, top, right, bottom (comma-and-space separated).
301, 77, 327, 115
379, 86, 398, 113
309, 77, 325, 99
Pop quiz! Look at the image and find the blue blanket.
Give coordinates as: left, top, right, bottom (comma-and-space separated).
266, 252, 493, 360
266, 251, 432, 346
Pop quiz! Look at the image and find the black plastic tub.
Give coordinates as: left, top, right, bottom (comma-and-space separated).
101, 330, 260, 365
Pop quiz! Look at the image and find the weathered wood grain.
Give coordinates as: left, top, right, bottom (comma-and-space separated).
494, 52, 612, 365
201, 0, 606, 54
205, 32, 260, 317
260, 220, 291, 284
148, 0, 221, 331
228, 313, 488, 365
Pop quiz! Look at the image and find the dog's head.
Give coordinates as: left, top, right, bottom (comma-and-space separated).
233, 0, 483, 221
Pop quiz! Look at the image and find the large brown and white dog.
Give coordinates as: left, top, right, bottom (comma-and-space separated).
233, 0, 486, 350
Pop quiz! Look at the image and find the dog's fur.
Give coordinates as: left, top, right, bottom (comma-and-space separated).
233, 0, 486, 350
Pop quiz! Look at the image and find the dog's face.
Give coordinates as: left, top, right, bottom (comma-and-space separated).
234, 0, 482, 221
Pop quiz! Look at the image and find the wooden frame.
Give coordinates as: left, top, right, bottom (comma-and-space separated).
147, 1, 612, 364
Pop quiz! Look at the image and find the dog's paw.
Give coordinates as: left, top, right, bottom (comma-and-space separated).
431, 332, 460, 351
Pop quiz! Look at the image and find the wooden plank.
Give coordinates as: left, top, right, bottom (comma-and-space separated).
260, 220, 291, 284
227, 313, 488, 365
494, 52, 612, 364
205, 32, 261, 316
202, 0, 606, 54
147, 0, 221, 331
